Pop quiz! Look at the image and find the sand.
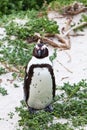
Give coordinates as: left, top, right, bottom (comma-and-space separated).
0, 11, 87, 130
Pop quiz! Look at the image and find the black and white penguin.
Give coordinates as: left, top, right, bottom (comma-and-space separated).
24, 43, 56, 113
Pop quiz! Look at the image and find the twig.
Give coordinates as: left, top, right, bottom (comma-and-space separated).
62, 2, 87, 16
1, 62, 19, 73
65, 17, 73, 32
55, 34, 67, 44
44, 33, 55, 37
27, 19, 87, 50
35, 33, 60, 47
45, 33, 68, 44
64, 51, 71, 62
55, 34, 71, 49
35, 33, 71, 49
45, 33, 70, 47
65, 7, 87, 15
61, 17, 72, 35
57, 59, 73, 73
63, 22, 87, 37
61, 76, 69, 81
0, 62, 24, 77
69, 33, 84, 36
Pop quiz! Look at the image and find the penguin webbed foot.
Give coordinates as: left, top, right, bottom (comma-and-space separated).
28, 105, 53, 114
28, 107, 37, 114
44, 105, 53, 112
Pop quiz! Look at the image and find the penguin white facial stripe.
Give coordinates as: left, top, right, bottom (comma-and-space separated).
41, 45, 47, 50
36, 44, 39, 49
27, 56, 52, 73
36, 44, 46, 49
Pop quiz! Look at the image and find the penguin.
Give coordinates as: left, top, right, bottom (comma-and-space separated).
24, 43, 56, 113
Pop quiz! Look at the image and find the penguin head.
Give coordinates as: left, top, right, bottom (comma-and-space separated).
33, 43, 49, 59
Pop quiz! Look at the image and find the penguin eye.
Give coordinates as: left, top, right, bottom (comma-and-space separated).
33, 46, 48, 58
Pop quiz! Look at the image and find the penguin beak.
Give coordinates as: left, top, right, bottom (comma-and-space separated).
37, 49, 42, 57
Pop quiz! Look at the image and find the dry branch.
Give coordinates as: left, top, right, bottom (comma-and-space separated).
69, 34, 84, 36
63, 7, 87, 15
65, 17, 73, 32
57, 60, 73, 73
64, 51, 71, 62
62, 2, 87, 15
35, 33, 59, 47
44, 33, 68, 44
35, 33, 70, 49
27, 22, 87, 49
1, 62, 19, 73
63, 22, 87, 37
1, 62, 24, 78
27, 4, 87, 50
45, 33, 68, 44
55, 34, 67, 44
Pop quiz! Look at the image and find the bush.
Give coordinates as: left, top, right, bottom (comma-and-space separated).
0, 0, 53, 15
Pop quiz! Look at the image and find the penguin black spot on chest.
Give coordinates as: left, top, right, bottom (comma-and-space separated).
38, 90, 40, 93
38, 72, 40, 76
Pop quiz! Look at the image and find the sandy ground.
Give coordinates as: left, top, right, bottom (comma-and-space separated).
48, 11, 87, 85
0, 11, 87, 130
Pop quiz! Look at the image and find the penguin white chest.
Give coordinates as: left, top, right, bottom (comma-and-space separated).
27, 67, 53, 109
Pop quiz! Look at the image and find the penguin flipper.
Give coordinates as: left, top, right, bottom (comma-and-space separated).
24, 65, 33, 103
47, 64, 56, 98
23, 74, 30, 102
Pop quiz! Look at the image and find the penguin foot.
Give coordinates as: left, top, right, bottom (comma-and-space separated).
44, 105, 53, 112
28, 107, 37, 114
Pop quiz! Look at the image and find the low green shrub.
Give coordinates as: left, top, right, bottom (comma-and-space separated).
0, 0, 53, 15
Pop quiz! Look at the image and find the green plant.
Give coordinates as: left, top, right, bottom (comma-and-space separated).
15, 101, 73, 130
5, 17, 59, 39
81, 14, 87, 22
12, 72, 18, 79
0, 67, 6, 75
0, 11, 59, 68
61, 79, 87, 98
15, 80, 87, 130
0, 0, 54, 15
0, 86, 8, 96
49, 0, 87, 12
8, 112, 14, 119
49, 49, 57, 62
14, 83, 19, 88
0, 40, 34, 66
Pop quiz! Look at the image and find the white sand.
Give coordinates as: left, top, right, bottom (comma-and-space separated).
0, 11, 87, 130
48, 11, 87, 85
